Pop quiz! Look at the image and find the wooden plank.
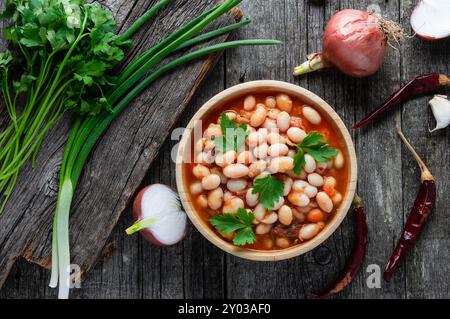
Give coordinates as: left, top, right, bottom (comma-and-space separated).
0, 0, 237, 289
178, 61, 226, 299
399, 0, 450, 299
294, 0, 343, 299
2, 0, 450, 299
336, 0, 406, 298
225, 0, 307, 299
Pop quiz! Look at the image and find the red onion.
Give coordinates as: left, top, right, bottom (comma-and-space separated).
294, 9, 404, 78
126, 184, 187, 246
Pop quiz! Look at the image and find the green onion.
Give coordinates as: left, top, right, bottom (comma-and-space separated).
116, 0, 171, 44
125, 218, 158, 235
49, 0, 280, 299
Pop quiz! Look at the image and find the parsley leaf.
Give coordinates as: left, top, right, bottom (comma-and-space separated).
210, 208, 256, 246
214, 113, 248, 153
233, 227, 257, 246
252, 175, 284, 210
293, 132, 338, 175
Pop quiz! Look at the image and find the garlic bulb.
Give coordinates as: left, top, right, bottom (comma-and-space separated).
429, 95, 450, 132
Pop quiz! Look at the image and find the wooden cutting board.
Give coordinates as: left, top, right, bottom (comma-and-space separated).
0, 0, 239, 287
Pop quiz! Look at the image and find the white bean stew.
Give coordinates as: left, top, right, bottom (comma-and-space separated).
184, 92, 349, 250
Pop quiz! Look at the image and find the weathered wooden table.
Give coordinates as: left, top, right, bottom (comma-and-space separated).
1, 0, 449, 299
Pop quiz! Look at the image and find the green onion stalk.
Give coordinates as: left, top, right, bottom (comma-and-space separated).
49, 0, 280, 299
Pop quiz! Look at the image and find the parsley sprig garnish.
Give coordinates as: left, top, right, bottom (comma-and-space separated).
252, 175, 284, 210
210, 208, 257, 246
214, 113, 248, 153
293, 132, 338, 175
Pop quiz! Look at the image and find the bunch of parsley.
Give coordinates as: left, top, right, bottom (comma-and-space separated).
0, 0, 130, 208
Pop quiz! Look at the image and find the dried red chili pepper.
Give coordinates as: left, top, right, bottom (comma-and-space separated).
353, 73, 450, 129
310, 194, 368, 299
384, 129, 436, 282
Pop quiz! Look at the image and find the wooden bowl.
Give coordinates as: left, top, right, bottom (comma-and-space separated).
176, 80, 357, 261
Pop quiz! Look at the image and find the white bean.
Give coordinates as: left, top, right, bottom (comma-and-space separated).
253, 143, 269, 159
204, 139, 215, 151
255, 223, 272, 235
304, 185, 318, 198
248, 160, 267, 178
222, 197, 244, 214
269, 156, 294, 173
287, 149, 296, 158
287, 127, 306, 144
257, 128, 268, 142
262, 118, 278, 131
202, 174, 221, 190
288, 191, 310, 207
267, 108, 280, 120
244, 95, 256, 111
276, 111, 291, 132
205, 124, 222, 140
316, 162, 328, 174
283, 177, 293, 196
196, 152, 214, 165
246, 188, 259, 207
302, 106, 322, 125
276, 94, 293, 112
261, 212, 278, 224
307, 173, 324, 187
268, 143, 289, 157
196, 195, 208, 208
215, 150, 236, 168
299, 224, 320, 240
226, 179, 247, 192
265, 96, 277, 108
207, 188, 223, 210
316, 192, 333, 213
223, 191, 234, 201
334, 151, 344, 169
278, 205, 293, 225
189, 181, 203, 195
255, 171, 270, 181
304, 154, 317, 173
323, 176, 337, 190
211, 167, 228, 184
192, 164, 210, 179
254, 203, 267, 221
247, 131, 260, 147
276, 237, 291, 248
292, 180, 309, 192
223, 164, 250, 179
250, 105, 267, 127
267, 132, 282, 145
237, 151, 253, 165
225, 111, 238, 121
272, 197, 285, 210
195, 138, 205, 153
332, 192, 343, 205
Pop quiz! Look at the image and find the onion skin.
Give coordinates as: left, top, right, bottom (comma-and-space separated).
323, 9, 387, 78
132, 185, 186, 246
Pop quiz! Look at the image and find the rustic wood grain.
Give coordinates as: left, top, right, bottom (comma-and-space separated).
1, 0, 450, 299
399, 0, 450, 299
0, 0, 236, 290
